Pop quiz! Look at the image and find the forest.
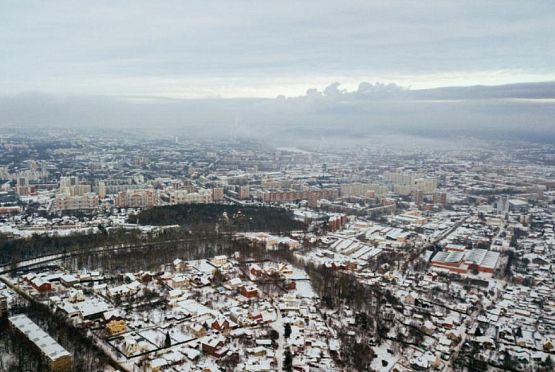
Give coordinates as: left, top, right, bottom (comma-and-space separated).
128, 203, 304, 233
0, 229, 146, 266
0, 227, 225, 266
0, 204, 303, 266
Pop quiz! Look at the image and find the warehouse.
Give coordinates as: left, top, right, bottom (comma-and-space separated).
431, 249, 500, 274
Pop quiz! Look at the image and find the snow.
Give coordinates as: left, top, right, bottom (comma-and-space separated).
293, 281, 317, 299
371, 341, 400, 372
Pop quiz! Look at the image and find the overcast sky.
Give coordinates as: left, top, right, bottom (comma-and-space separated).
1, 1, 554, 144
1, 1, 555, 98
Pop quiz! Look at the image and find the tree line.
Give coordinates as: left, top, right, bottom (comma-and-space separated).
0, 229, 143, 265
128, 203, 304, 233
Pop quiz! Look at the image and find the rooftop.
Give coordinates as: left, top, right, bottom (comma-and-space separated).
9, 314, 71, 361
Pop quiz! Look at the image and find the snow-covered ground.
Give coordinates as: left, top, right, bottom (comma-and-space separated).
371, 341, 400, 371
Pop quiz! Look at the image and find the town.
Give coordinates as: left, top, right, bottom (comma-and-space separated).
0, 129, 554, 371
3, 0, 555, 370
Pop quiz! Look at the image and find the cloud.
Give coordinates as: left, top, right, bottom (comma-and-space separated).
1, 81, 554, 145
0, 1, 554, 96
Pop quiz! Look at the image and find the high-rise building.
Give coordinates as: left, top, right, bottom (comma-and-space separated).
433, 191, 447, 206
102, 177, 144, 194
15, 177, 32, 196
212, 187, 224, 202
60, 176, 79, 188
17, 177, 28, 187
413, 178, 437, 194
53, 193, 99, 212
413, 190, 424, 204
384, 170, 437, 196
115, 188, 157, 208
97, 181, 107, 199
168, 189, 212, 204
239, 185, 250, 200
340, 183, 387, 198
59, 176, 92, 196
497, 195, 509, 215
257, 188, 339, 203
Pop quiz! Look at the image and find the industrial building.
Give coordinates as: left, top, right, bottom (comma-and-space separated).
431, 248, 500, 274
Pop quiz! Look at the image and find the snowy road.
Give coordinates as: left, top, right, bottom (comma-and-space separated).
272, 305, 285, 371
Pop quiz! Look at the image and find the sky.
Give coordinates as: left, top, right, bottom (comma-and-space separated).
1, 1, 554, 98
1, 1, 554, 144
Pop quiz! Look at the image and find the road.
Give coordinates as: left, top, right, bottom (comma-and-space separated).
273, 306, 285, 371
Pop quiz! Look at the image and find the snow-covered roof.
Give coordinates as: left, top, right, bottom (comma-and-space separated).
9, 314, 71, 361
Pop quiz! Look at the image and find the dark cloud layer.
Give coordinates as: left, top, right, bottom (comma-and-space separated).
1, 82, 554, 144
